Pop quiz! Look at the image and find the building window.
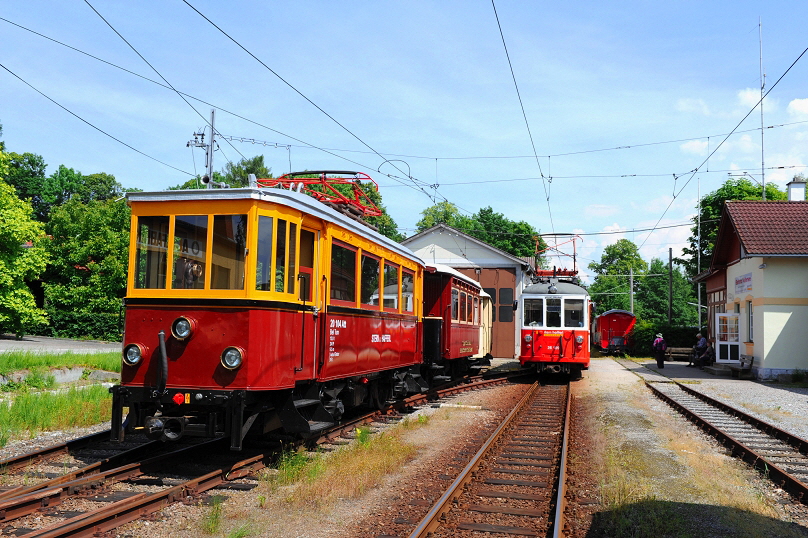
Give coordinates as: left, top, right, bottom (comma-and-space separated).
748, 301, 753, 342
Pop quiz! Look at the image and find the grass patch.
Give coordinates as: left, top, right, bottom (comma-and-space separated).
260, 422, 420, 511
0, 368, 56, 393
0, 351, 120, 376
201, 495, 225, 534
0, 385, 111, 447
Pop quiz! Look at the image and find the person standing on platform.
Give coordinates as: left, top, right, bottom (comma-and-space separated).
653, 333, 667, 369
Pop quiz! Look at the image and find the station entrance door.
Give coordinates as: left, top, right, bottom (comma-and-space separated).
715, 313, 740, 363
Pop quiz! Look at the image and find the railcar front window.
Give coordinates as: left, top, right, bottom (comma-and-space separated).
524, 299, 544, 326
211, 214, 247, 290
330, 242, 356, 302
135, 216, 169, 289
564, 299, 584, 327
173, 215, 207, 289
546, 298, 562, 327
255, 216, 273, 291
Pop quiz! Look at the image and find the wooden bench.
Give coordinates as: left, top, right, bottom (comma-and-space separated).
730, 355, 754, 379
666, 347, 693, 361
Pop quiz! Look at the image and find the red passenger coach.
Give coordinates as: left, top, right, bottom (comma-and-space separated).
422, 264, 491, 380
110, 172, 491, 451
518, 269, 590, 376
592, 309, 636, 354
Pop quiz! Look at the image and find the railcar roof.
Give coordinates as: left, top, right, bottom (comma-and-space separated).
523, 281, 589, 296
126, 187, 424, 266
426, 263, 482, 290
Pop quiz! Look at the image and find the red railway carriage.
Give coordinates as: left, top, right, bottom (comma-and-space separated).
518, 270, 590, 375
592, 309, 636, 354
110, 172, 489, 450
422, 264, 490, 380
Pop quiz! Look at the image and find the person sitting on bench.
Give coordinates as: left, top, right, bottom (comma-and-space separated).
696, 339, 715, 369
687, 333, 708, 367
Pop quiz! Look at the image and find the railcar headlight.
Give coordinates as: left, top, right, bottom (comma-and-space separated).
524, 334, 533, 342
575, 335, 584, 344
221, 347, 244, 370
123, 343, 144, 366
171, 316, 195, 341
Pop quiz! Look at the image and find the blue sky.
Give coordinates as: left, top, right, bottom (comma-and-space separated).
2, 2, 808, 282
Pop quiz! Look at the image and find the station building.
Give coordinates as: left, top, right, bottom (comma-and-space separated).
402, 224, 533, 359
699, 178, 808, 379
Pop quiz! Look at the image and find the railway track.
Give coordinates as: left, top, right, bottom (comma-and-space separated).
616, 358, 808, 505
0, 374, 516, 536
408, 381, 570, 537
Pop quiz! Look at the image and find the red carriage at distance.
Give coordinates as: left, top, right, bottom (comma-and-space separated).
592, 309, 636, 355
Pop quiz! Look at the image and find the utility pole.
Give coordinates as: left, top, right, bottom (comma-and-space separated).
187, 109, 217, 189
629, 266, 634, 314
668, 248, 673, 325
697, 177, 702, 329
759, 18, 766, 201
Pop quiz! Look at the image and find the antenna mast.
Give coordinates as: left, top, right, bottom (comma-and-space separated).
187, 109, 217, 189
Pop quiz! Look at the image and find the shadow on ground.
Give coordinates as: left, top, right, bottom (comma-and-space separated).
585, 498, 808, 537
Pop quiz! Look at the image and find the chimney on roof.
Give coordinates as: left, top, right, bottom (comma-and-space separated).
787, 177, 806, 201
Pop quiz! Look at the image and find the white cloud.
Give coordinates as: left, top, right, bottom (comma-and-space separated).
680, 140, 708, 156
737, 88, 777, 113
787, 98, 808, 119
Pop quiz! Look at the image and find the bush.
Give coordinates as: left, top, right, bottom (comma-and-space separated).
42, 308, 122, 341
630, 320, 706, 356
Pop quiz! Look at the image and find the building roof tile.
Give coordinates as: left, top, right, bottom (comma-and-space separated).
726, 200, 808, 255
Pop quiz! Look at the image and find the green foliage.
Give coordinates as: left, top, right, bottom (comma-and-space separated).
201, 495, 225, 534
631, 319, 704, 356
0, 151, 49, 337
6, 152, 47, 207
43, 197, 130, 340
678, 177, 786, 278
415, 202, 546, 259
635, 258, 697, 326
588, 240, 648, 315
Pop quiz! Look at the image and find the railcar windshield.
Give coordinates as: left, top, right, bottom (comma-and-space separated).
523, 296, 587, 329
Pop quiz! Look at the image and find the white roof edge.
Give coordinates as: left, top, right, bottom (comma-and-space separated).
427, 263, 482, 288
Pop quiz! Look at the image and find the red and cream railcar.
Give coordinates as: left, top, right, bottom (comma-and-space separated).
111, 179, 433, 450
518, 270, 590, 376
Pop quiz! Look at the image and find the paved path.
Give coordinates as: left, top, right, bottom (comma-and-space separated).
0, 334, 120, 354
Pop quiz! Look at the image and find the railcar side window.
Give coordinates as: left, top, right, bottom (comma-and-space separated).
287, 223, 297, 294
459, 292, 467, 323
211, 214, 247, 290
255, 216, 274, 291
173, 215, 207, 290
383, 263, 399, 309
565, 299, 584, 327
451, 289, 459, 320
298, 229, 315, 302
275, 220, 287, 292
473, 297, 479, 324
546, 298, 562, 327
135, 216, 169, 289
330, 242, 357, 303
402, 270, 414, 312
524, 299, 544, 326
360, 253, 380, 306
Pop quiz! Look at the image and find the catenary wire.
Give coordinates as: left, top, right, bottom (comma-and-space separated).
0, 62, 193, 176
490, 0, 555, 234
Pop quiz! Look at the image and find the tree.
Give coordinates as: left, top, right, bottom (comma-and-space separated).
6, 152, 47, 205
678, 177, 786, 278
0, 150, 49, 337
415, 202, 546, 260
634, 258, 697, 326
43, 197, 130, 340
221, 155, 271, 187
587, 239, 648, 315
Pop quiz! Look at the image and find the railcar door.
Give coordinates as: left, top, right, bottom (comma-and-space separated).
296, 227, 320, 377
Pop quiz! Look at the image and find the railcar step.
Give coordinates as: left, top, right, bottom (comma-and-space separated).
294, 399, 321, 408
307, 421, 334, 433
